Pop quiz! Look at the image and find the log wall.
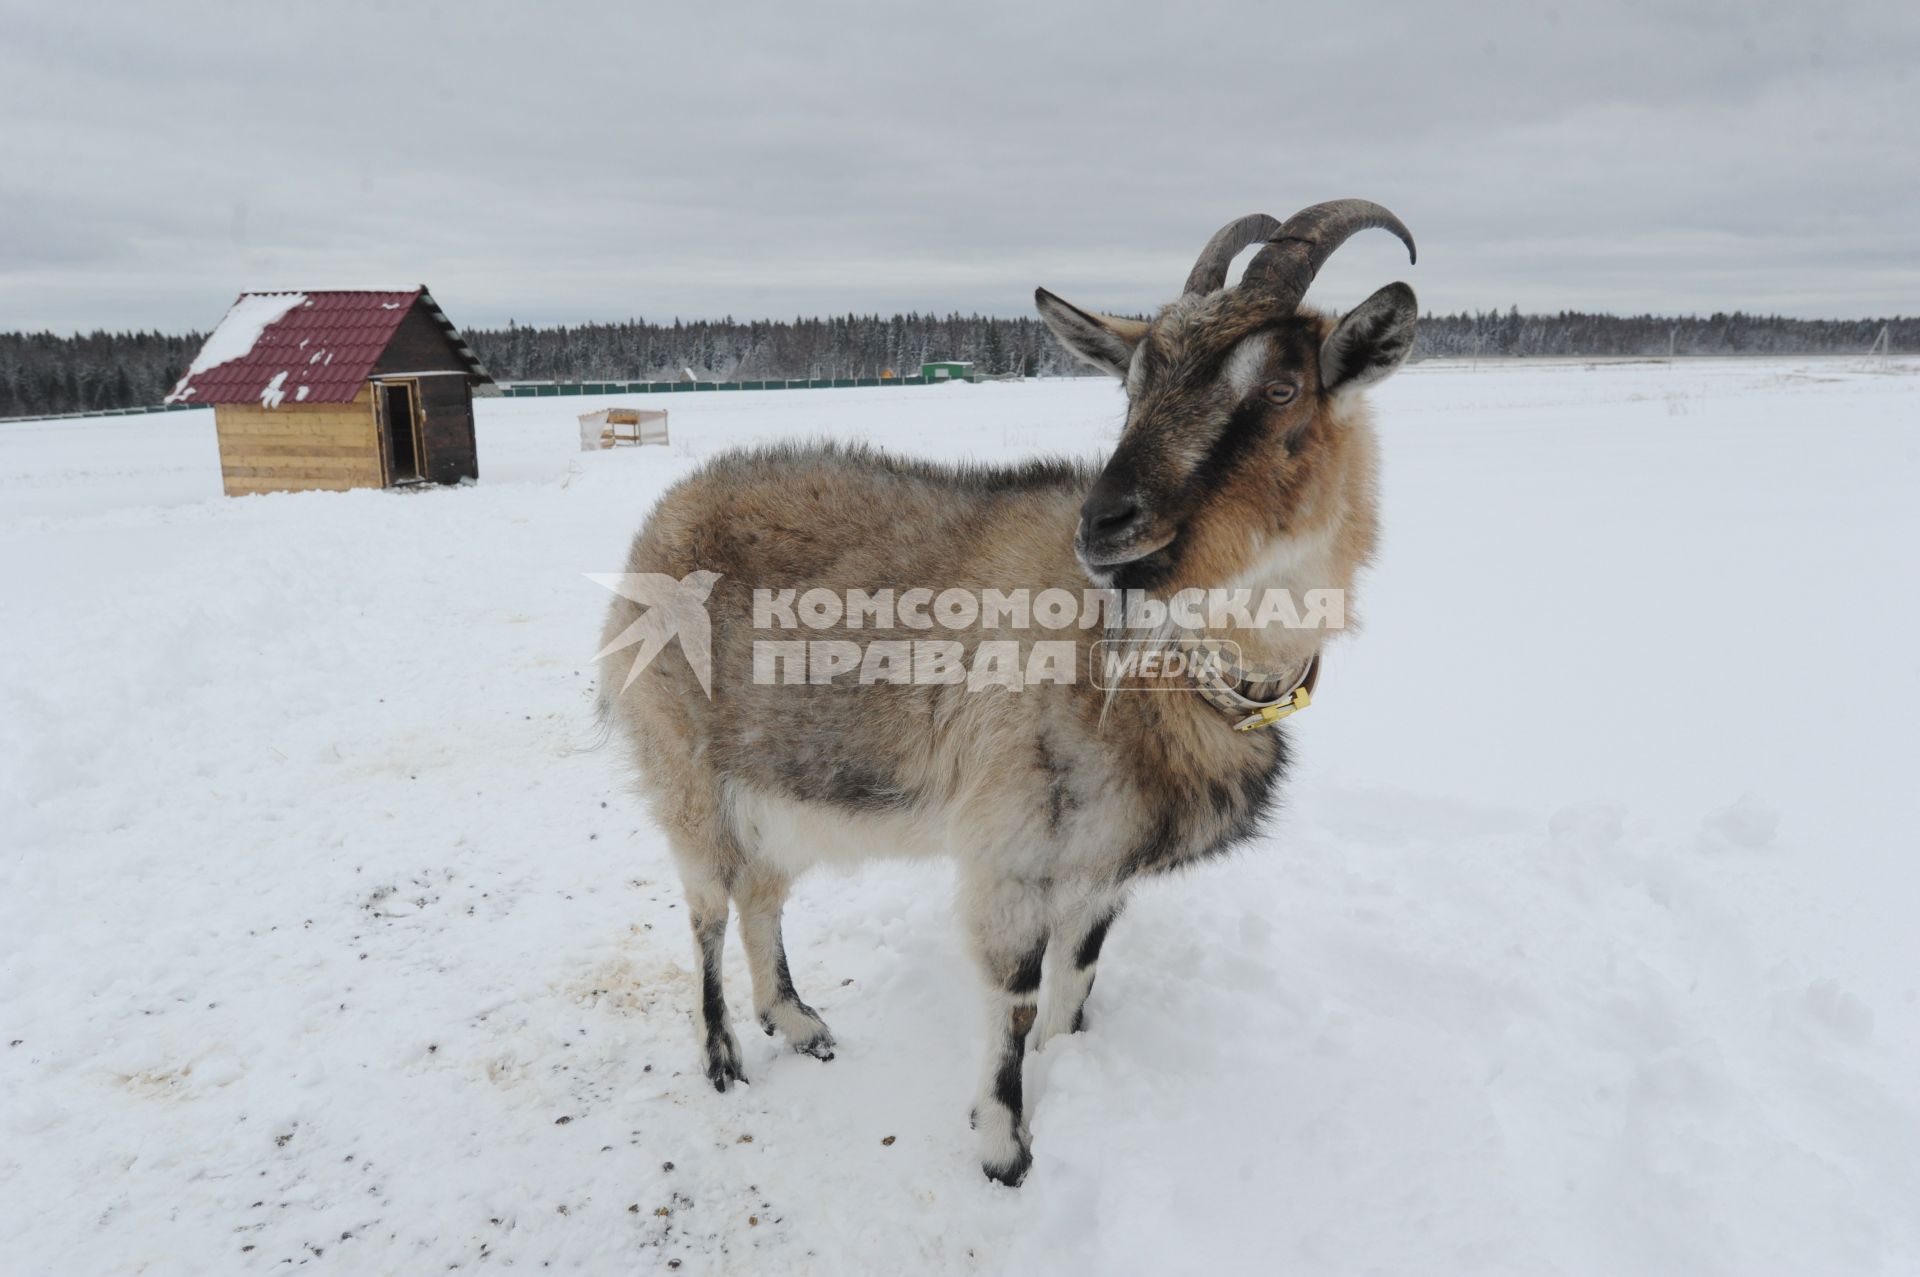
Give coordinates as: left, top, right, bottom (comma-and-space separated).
213, 384, 382, 495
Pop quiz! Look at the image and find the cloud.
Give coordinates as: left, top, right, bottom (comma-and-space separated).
2, 0, 1914, 333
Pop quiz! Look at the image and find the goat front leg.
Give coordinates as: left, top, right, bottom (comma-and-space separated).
964, 878, 1049, 1186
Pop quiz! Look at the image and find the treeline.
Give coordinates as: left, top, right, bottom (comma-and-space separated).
0, 330, 203, 418
468, 314, 1075, 383
1415, 309, 1913, 360
1, 310, 1910, 418
469, 309, 1915, 380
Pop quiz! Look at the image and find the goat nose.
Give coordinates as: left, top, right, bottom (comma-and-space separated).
1080, 487, 1143, 540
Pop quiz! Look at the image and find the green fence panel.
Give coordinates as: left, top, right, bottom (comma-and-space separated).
487, 374, 988, 399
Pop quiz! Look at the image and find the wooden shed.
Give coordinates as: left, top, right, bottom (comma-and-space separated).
166, 288, 492, 496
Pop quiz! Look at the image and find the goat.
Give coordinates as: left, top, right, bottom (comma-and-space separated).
597, 200, 1418, 1185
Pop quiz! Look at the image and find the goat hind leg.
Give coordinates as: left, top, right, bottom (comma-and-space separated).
732, 866, 834, 1060
1034, 892, 1123, 1051
673, 845, 747, 1092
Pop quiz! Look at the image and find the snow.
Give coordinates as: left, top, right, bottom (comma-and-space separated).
164, 293, 307, 403
3, 358, 1918, 1274
260, 371, 289, 409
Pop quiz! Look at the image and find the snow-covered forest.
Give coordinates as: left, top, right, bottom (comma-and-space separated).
465, 310, 1916, 383
0, 330, 204, 418
1, 310, 1910, 417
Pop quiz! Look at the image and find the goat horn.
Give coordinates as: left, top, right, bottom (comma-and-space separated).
1240, 199, 1416, 311
1182, 213, 1282, 296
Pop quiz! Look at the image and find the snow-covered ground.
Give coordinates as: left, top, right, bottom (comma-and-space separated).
3, 358, 1917, 1274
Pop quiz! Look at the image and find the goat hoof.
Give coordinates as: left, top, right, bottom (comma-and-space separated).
762, 1003, 836, 1060
704, 1028, 746, 1092
982, 1145, 1032, 1187
977, 1116, 1031, 1185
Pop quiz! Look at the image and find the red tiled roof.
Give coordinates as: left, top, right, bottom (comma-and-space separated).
167, 289, 480, 406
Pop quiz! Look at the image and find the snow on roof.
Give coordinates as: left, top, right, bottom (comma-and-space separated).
165, 290, 421, 406
170, 294, 308, 400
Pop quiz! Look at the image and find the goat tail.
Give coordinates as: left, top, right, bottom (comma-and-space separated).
570, 681, 616, 755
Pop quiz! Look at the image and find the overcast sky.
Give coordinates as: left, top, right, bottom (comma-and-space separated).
3, 1, 1914, 334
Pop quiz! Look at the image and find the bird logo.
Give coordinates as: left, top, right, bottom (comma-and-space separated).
587, 570, 722, 696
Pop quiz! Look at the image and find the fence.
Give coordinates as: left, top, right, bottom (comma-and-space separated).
0, 402, 210, 425
0, 376, 980, 423
497, 373, 973, 397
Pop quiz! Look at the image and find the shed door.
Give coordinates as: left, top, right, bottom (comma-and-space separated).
377, 381, 423, 484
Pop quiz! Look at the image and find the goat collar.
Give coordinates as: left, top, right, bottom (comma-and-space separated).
1180, 639, 1320, 733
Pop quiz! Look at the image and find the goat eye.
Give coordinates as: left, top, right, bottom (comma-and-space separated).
1262, 381, 1297, 406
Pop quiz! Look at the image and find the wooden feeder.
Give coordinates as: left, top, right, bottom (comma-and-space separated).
578, 407, 669, 450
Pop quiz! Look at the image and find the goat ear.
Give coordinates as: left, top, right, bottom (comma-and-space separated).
1034, 288, 1148, 379
1321, 282, 1418, 395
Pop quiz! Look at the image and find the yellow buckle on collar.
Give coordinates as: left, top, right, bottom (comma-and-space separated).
1231, 685, 1312, 732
